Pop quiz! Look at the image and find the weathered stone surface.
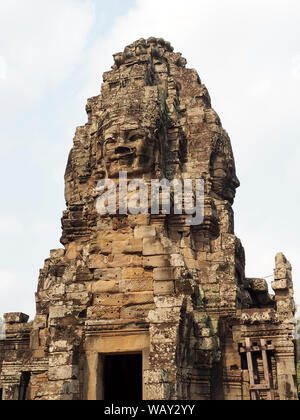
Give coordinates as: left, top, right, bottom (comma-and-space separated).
4, 313, 29, 324
249, 278, 268, 293
93, 268, 121, 281
153, 267, 177, 281
134, 226, 156, 239
272, 279, 288, 291
0, 37, 297, 401
143, 238, 167, 256
91, 280, 119, 294
153, 281, 175, 295
143, 256, 170, 268
119, 278, 153, 293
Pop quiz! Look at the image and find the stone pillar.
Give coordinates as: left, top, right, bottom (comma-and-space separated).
1, 375, 20, 400
1, 313, 30, 400
272, 253, 298, 400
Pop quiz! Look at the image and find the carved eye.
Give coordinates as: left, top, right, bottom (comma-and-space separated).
128, 134, 142, 142
106, 138, 116, 144
214, 168, 227, 178
105, 138, 117, 149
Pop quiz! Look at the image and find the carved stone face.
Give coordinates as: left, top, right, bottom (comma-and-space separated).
103, 126, 156, 178
211, 153, 240, 203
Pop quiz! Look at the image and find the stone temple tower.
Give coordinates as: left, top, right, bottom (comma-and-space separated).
0, 38, 298, 400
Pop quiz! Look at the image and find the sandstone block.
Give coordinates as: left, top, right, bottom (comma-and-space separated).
249, 278, 268, 293
97, 230, 131, 243
110, 254, 142, 267
272, 279, 288, 291
197, 337, 215, 351
66, 283, 86, 293
128, 214, 150, 226
49, 340, 74, 353
274, 268, 292, 281
49, 306, 70, 319
4, 313, 29, 324
51, 284, 66, 298
89, 254, 142, 269
94, 293, 124, 306
153, 267, 176, 281
201, 328, 211, 338
48, 365, 78, 381
170, 254, 185, 267
143, 256, 170, 268
144, 383, 165, 400
65, 242, 78, 260
143, 238, 167, 256
50, 249, 65, 259
88, 255, 109, 269
153, 281, 175, 295
147, 306, 180, 323
87, 305, 120, 320
98, 239, 112, 253
120, 303, 155, 319
49, 352, 73, 368
66, 292, 90, 305
153, 296, 184, 308
119, 278, 153, 293
112, 239, 143, 254
34, 315, 48, 329
144, 369, 168, 384
134, 226, 156, 239
92, 280, 119, 293
60, 380, 80, 396
123, 292, 154, 306
122, 267, 145, 279
30, 329, 40, 350
276, 298, 294, 313
94, 268, 121, 281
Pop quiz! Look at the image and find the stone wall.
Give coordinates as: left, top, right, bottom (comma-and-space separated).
0, 38, 297, 400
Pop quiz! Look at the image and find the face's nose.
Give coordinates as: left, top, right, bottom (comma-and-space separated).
232, 174, 240, 189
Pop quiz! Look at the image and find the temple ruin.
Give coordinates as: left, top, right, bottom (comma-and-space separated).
0, 38, 298, 400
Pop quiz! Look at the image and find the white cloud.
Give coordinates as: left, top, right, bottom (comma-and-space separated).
0, 218, 23, 236
0, 269, 18, 297
0, 269, 29, 319
33, 219, 59, 235
0, 56, 7, 80
0, 0, 95, 110
248, 79, 272, 98
291, 55, 300, 79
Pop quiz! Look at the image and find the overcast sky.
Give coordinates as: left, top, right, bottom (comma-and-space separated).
0, 0, 299, 320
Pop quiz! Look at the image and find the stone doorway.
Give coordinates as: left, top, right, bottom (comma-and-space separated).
19, 372, 31, 401
103, 353, 143, 401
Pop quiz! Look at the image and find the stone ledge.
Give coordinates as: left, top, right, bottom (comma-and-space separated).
4, 313, 29, 325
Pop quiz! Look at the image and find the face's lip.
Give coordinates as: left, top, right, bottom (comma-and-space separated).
109, 147, 136, 162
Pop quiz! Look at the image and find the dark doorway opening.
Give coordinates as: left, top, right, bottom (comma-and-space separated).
103, 353, 142, 401
19, 372, 31, 401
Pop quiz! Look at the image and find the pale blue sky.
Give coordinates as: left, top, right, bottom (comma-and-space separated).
0, 0, 299, 319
